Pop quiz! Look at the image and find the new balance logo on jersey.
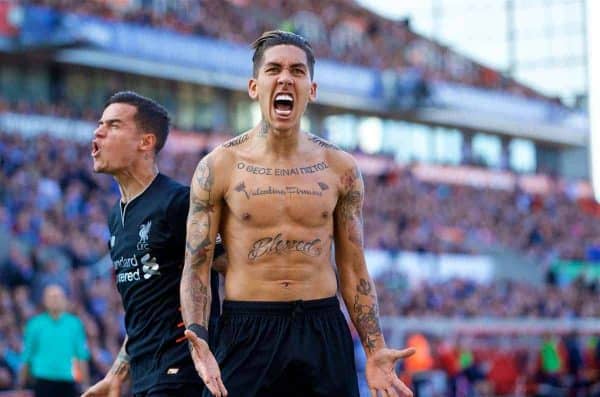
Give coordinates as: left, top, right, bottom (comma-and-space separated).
141, 253, 160, 279
137, 220, 152, 251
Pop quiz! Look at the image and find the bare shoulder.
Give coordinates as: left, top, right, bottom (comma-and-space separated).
196, 143, 234, 170
306, 133, 342, 151
221, 131, 252, 150
191, 140, 239, 194
305, 133, 360, 192
307, 134, 356, 170
209, 130, 256, 165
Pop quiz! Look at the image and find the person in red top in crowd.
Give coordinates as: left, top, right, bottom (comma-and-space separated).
487, 350, 519, 396
436, 336, 460, 396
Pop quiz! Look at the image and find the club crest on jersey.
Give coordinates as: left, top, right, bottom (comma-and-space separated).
137, 220, 152, 251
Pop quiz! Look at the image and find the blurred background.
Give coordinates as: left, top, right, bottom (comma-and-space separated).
0, 0, 598, 396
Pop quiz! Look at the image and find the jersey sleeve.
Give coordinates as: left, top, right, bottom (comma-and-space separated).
106, 202, 119, 250
166, 185, 191, 253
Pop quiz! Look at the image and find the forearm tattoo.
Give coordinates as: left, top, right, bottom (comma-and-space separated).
338, 167, 381, 352
353, 278, 383, 353
109, 343, 130, 378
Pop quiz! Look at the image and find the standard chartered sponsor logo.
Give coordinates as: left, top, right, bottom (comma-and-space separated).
114, 255, 138, 269
117, 268, 142, 283
114, 253, 161, 283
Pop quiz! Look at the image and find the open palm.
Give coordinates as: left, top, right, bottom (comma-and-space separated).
185, 330, 228, 397
365, 347, 416, 397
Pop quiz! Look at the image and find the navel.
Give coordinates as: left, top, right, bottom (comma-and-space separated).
242, 212, 251, 221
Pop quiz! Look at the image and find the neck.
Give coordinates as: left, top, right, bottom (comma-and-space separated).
48, 310, 61, 319
115, 163, 159, 203
258, 120, 301, 158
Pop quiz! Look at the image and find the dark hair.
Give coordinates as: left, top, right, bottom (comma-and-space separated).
104, 91, 170, 153
251, 30, 315, 79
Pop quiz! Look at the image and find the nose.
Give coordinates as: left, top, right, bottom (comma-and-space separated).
94, 125, 106, 138
277, 69, 293, 86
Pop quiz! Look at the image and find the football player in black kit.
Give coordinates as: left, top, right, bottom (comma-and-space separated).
83, 91, 223, 397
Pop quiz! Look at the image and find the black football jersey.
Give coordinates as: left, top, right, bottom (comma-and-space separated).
107, 173, 222, 392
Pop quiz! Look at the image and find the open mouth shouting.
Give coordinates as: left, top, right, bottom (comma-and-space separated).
273, 93, 294, 117
91, 140, 100, 158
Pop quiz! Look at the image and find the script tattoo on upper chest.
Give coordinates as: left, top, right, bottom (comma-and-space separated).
235, 161, 329, 176
234, 181, 329, 199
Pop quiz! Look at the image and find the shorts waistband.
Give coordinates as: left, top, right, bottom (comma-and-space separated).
222, 296, 340, 315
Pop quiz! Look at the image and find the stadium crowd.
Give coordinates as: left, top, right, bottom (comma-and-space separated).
376, 274, 600, 318
364, 168, 600, 261
1, 130, 600, 394
15, 0, 549, 101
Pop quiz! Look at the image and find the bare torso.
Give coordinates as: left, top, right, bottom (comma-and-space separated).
216, 130, 344, 301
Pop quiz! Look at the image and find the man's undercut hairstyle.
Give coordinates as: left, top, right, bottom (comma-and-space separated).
251, 30, 315, 80
105, 91, 170, 154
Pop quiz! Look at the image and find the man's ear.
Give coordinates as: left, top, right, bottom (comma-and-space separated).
248, 78, 258, 100
308, 81, 318, 102
140, 133, 157, 153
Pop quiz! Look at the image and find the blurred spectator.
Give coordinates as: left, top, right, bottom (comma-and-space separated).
18, 284, 90, 397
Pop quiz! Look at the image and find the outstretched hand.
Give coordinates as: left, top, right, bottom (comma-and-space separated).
185, 330, 228, 397
365, 347, 416, 397
80, 376, 122, 397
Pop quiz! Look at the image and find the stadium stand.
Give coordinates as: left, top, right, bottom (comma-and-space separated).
18, 0, 553, 100
1, 126, 600, 394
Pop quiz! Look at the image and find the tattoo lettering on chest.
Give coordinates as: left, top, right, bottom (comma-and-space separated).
308, 135, 340, 150
222, 133, 250, 148
234, 181, 329, 199
248, 233, 323, 261
235, 161, 329, 176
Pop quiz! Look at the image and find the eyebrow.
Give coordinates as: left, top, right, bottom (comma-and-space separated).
98, 118, 123, 125
263, 62, 307, 69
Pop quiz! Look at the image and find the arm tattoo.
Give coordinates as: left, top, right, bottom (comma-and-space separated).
353, 278, 382, 353
182, 265, 209, 324
182, 157, 215, 327
108, 341, 130, 378
194, 160, 213, 190
338, 167, 364, 246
